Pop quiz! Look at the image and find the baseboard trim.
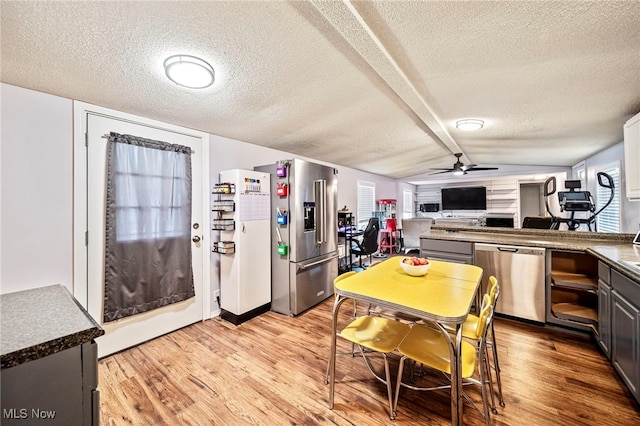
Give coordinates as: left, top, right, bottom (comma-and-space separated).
220, 303, 271, 326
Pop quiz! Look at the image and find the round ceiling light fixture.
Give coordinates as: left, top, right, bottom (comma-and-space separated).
455, 119, 484, 131
164, 54, 215, 89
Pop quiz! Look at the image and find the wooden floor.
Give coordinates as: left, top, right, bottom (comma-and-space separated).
99, 298, 640, 425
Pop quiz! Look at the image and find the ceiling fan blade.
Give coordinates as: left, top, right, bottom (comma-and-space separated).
461, 164, 477, 171
428, 168, 454, 171
467, 167, 499, 171
429, 170, 454, 175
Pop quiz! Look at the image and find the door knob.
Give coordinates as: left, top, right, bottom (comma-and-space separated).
192, 235, 201, 243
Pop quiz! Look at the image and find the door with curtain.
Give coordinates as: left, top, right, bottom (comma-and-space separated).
86, 112, 205, 357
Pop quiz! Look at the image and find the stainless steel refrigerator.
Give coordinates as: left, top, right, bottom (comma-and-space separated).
255, 159, 338, 316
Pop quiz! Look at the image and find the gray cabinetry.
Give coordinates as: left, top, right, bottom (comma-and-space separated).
1, 343, 98, 425
420, 239, 474, 264
611, 269, 640, 402
1, 285, 103, 425
598, 283, 612, 359
597, 261, 612, 358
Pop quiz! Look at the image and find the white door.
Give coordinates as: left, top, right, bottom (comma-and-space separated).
85, 111, 206, 357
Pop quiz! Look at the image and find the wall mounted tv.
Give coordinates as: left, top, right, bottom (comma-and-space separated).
441, 186, 487, 210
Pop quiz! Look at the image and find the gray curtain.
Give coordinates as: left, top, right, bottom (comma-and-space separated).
104, 132, 195, 322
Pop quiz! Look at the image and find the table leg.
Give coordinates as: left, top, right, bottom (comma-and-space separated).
451, 324, 464, 425
329, 295, 348, 408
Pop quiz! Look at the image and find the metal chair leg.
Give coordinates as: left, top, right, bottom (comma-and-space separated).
489, 323, 505, 407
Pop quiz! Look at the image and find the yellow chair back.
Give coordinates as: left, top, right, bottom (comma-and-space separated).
474, 294, 493, 340
488, 276, 499, 305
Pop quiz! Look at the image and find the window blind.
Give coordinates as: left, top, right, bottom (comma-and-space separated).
357, 181, 375, 227
403, 188, 413, 219
596, 167, 620, 233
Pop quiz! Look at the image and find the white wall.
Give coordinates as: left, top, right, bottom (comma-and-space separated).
1, 84, 74, 294
0, 84, 398, 307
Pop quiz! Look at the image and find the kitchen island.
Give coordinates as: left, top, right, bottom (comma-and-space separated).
1, 284, 104, 425
420, 225, 640, 404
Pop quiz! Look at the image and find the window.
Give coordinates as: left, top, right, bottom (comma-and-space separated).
403, 188, 413, 219
357, 180, 375, 227
572, 161, 586, 187
596, 166, 620, 233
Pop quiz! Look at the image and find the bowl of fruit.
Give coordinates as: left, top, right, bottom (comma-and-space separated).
400, 256, 430, 276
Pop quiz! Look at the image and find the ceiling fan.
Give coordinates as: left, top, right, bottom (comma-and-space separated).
429, 153, 499, 175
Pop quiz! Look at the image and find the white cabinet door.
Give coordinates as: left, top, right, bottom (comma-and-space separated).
623, 112, 640, 200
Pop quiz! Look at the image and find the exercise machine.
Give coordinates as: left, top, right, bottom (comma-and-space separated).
544, 172, 614, 231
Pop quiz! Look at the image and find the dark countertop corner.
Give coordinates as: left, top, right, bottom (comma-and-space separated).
0, 284, 104, 370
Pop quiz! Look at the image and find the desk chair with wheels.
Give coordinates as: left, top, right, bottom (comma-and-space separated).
522, 216, 553, 229
351, 217, 380, 268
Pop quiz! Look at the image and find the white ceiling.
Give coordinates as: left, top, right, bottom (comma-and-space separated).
2, 1, 639, 182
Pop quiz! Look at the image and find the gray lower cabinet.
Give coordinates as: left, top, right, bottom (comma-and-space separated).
597, 261, 612, 359
611, 269, 640, 403
1, 342, 99, 425
599, 261, 640, 404
597, 279, 612, 359
419, 238, 474, 264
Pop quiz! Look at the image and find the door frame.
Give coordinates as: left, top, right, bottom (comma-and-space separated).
518, 180, 546, 226
73, 101, 211, 319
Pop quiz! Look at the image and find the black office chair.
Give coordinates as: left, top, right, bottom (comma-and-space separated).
351, 218, 380, 268
522, 216, 553, 229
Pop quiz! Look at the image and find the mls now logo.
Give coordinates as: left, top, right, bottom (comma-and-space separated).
3, 408, 56, 419
3, 409, 27, 419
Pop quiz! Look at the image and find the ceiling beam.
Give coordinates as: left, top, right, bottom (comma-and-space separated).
310, 0, 469, 164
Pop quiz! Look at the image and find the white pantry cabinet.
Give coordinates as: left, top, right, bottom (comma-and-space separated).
623, 112, 640, 200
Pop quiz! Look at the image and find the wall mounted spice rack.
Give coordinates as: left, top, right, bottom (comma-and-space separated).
212, 200, 235, 212
212, 183, 236, 194
212, 219, 235, 231
212, 241, 235, 254
212, 182, 236, 245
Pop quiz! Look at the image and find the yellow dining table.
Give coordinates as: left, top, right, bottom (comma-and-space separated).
327, 257, 483, 426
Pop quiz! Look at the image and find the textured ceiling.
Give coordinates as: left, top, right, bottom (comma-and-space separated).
2, 1, 639, 181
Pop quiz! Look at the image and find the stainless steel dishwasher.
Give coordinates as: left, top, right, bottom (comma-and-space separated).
475, 243, 546, 323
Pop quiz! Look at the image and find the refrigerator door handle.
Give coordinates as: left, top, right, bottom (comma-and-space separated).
298, 253, 339, 271
315, 179, 327, 244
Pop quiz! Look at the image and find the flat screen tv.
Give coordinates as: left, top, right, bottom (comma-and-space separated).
441, 186, 487, 210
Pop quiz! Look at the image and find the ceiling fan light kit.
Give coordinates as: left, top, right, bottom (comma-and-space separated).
164, 54, 215, 89
455, 119, 484, 131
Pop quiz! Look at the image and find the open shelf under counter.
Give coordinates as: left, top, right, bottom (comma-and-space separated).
547, 249, 599, 332
551, 271, 598, 292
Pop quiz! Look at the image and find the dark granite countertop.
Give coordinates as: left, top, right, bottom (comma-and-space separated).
420, 226, 640, 283
1, 284, 104, 369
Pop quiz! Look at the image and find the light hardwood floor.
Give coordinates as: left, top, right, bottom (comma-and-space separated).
99, 298, 639, 425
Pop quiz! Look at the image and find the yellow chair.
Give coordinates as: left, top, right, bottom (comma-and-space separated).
446, 276, 504, 410
324, 271, 359, 383
393, 295, 495, 426
337, 315, 411, 420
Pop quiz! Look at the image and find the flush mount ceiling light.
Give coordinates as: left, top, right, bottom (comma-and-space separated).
456, 119, 484, 131
164, 55, 215, 89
